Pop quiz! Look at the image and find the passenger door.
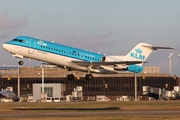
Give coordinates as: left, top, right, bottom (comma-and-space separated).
28, 38, 35, 54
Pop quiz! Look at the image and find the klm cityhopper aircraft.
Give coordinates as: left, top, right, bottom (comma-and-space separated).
2, 36, 174, 80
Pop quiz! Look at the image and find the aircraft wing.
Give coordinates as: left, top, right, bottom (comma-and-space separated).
71, 61, 145, 67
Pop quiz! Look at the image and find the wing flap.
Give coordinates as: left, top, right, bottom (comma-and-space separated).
71, 60, 145, 66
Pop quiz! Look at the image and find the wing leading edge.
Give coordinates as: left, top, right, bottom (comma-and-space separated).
71, 60, 145, 67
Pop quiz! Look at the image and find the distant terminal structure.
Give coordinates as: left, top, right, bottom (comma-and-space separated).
0, 66, 179, 101
142, 66, 160, 74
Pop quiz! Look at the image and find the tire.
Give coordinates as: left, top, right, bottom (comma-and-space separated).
18, 61, 23, 65
85, 74, 93, 81
67, 74, 74, 80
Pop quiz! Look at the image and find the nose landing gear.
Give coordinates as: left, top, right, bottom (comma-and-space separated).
18, 60, 23, 65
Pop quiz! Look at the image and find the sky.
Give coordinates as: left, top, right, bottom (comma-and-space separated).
0, 0, 180, 76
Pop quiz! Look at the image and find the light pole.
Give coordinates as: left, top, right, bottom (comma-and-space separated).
134, 73, 137, 101
168, 53, 174, 76
38, 66, 45, 102
17, 58, 20, 96
42, 66, 44, 94
38, 66, 44, 94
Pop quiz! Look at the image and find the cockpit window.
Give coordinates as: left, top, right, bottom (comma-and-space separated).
12, 39, 25, 43
12, 39, 18, 41
18, 39, 24, 43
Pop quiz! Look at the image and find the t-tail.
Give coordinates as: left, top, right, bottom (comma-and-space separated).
122, 43, 154, 73
121, 42, 175, 73
123, 43, 153, 66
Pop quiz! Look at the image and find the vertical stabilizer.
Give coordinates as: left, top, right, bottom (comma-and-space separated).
123, 43, 153, 66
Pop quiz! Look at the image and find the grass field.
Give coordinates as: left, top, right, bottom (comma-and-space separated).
0, 101, 180, 120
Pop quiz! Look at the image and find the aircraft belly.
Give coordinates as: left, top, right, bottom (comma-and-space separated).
11, 46, 88, 72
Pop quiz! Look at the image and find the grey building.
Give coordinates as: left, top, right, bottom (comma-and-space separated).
33, 83, 63, 100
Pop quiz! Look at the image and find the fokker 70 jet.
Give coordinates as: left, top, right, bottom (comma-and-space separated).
2, 36, 175, 80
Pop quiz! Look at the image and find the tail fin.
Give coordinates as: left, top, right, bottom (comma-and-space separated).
123, 43, 153, 66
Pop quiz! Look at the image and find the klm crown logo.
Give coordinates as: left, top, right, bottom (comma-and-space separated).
130, 48, 145, 60
135, 48, 142, 54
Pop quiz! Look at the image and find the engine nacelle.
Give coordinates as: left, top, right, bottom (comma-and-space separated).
114, 65, 127, 71
103, 56, 120, 62
127, 65, 143, 73
100, 65, 114, 72
101, 56, 106, 62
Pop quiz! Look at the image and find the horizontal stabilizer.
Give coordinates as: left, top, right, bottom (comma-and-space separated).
142, 45, 176, 50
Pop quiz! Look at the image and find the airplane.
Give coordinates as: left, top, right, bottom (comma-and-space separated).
0, 89, 19, 102
2, 36, 175, 80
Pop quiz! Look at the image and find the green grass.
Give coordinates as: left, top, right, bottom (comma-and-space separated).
1, 116, 180, 120
1, 101, 180, 111
0, 101, 180, 119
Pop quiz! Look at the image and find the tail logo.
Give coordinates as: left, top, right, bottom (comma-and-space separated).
130, 48, 145, 60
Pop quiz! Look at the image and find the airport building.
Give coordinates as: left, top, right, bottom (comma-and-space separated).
0, 66, 179, 101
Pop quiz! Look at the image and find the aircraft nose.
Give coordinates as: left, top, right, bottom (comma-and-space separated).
2, 43, 9, 51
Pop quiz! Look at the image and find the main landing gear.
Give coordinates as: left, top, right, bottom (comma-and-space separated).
66, 73, 93, 81
85, 74, 93, 81
67, 74, 75, 80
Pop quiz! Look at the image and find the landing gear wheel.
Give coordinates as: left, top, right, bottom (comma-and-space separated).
18, 61, 23, 65
85, 74, 93, 81
67, 74, 75, 80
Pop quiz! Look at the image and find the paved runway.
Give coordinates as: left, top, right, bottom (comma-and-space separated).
1, 111, 180, 118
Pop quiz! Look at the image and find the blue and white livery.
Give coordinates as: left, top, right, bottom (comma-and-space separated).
2, 36, 175, 80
